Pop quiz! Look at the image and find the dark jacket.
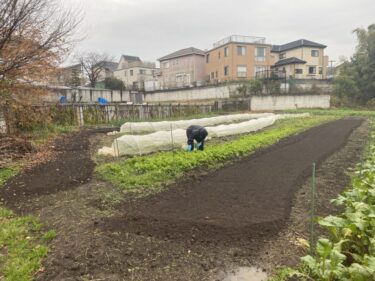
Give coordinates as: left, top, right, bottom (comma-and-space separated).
186, 125, 208, 145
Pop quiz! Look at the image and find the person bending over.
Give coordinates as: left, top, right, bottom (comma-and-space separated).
186, 125, 208, 151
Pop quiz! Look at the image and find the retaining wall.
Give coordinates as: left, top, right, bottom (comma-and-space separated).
250, 95, 330, 111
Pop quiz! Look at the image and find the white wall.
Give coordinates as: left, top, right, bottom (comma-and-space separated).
250, 95, 330, 111
144, 84, 237, 103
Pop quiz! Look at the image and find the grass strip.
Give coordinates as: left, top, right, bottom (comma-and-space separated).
0, 208, 55, 281
97, 115, 337, 195
1, 165, 55, 281
284, 108, 375, 118
0, 167, 20, 187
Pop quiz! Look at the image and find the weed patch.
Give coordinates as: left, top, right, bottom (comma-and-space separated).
0, 166, 20, 186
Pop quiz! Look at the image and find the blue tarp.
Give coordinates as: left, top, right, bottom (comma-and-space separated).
98, 97, 108, 105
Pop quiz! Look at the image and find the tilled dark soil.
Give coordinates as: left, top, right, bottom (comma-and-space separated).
103, 118, 363, 245
0, 128, 111, 211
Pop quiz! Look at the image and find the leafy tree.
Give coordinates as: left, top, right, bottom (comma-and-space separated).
104, 77, 125, 90
0, 0, 80, 83
334, 75, 360, 100
336, 24, 375, 103
249, 79, 263, 94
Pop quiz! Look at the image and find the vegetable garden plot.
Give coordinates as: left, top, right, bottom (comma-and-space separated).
99, 114, 308, 156
119, 113, 273, 134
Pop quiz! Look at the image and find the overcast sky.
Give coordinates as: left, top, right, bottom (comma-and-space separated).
65, 0, 375, 66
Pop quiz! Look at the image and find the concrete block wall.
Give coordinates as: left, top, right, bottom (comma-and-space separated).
143, 84, 236, 103
250, 95, 330, 111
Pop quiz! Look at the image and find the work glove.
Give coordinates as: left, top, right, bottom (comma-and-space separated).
196, 142, 203, 150
186, 144, 193, 151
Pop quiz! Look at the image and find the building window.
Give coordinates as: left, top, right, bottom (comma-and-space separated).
215, 71, 218, 78
176, 74, 184, 82
308, 66, 316, 74
311, 50, 319, 57
224, 66, 229, 76
254, 66, 266, 76
237, 46, 246, 56
224, 47, 228, 57
255, 47, 266, 61
295, 69, 303, 74
163, 61, 169, 69
139, 69, 145, 74
319, 67, 323, 74
237, 65, 247, 78
130, 69, 133, 76
124, 70, 127, 76
218, 51, 221, 59
279, 53, 286, 59
206, 54, 210, 63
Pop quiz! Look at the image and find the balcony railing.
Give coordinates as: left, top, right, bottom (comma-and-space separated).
255, 69, 286, 80
213, 35, 266, 48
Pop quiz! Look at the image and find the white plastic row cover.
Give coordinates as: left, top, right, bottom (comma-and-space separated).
119, 113, 273, 133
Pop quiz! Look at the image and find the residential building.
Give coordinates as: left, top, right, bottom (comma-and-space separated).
114, 55, 157, 90
158, 47, 206, 89
96, 61, 118, 82
57, 64, 86, 87
205, 35, 274, 83
271, 39, 329, 79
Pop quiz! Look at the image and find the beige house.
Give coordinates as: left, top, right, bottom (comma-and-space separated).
114, 55, 157, 90
158, 47, 206, 89
271, 39, 329, 79
205, 35, 274, 83
96, 61, 118, 82
57, 64, 86, 87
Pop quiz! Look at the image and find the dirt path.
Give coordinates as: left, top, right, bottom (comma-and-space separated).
0, 118, 367, 281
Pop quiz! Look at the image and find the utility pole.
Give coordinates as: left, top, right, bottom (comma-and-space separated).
329, 60, 336, 77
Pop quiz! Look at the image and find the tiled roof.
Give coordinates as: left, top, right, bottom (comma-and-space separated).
273, 57, 307, 67
121, 55, 141, 62
100, 61, 118, 71
272, 39, 326, 52
158, 47, 205, 61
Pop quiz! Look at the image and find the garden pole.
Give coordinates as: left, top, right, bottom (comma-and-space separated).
170, 124, 175, 165
115, 137, 119, 158
309, 162, 316, 255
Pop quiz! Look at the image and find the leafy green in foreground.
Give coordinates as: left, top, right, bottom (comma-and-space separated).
296, 138, 375, 281
0, 208, 51, 281
0, 167, 20, 186
97, 116, 335, 195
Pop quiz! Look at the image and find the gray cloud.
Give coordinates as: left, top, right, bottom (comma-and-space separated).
65, 0, 375, 65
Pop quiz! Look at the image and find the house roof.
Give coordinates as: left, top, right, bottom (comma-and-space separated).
158, 47, 205, 61
273, 57, 307, 67
272, 39, 326, 52
100, 61, 118, 71
121, 55, 141, 62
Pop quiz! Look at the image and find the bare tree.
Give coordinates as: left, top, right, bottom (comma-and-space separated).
75, 52, 113, 87
0, 0, 81, 82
